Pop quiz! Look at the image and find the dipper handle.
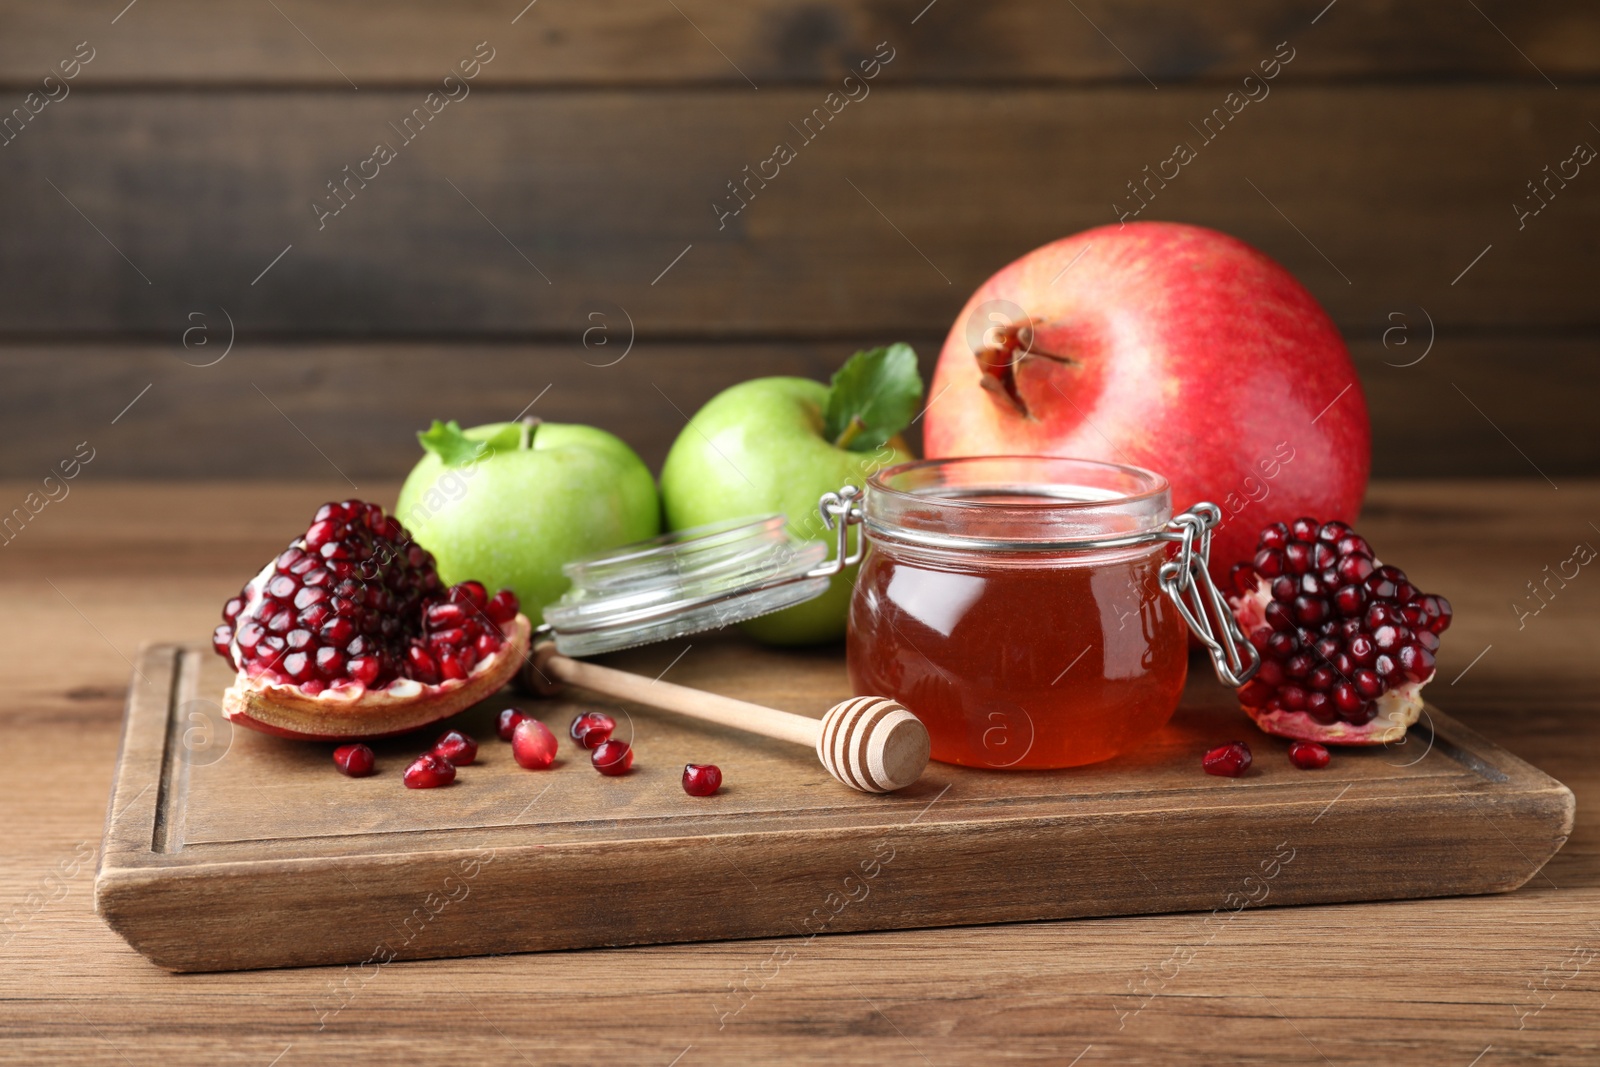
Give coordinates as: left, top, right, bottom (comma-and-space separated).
529, 643, 929, 793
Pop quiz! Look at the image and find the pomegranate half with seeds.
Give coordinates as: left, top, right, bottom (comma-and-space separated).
1228, 517, 1451, 745
213, 499, 531, 740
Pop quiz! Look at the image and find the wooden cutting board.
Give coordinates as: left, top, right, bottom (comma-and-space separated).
96, 638, 1574, 973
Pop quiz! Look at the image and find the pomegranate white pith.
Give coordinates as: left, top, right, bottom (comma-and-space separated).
1227, 518, 1451, 746
213, 499, 530, 741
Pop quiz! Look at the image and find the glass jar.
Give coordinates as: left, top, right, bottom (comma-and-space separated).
538, 456, 1255, 772
847, 457, 1198, 769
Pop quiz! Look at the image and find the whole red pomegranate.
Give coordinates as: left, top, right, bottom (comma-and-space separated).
924, 222, 1370, 581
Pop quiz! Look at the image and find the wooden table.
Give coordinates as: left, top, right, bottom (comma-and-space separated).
4, 480, 1596, 1065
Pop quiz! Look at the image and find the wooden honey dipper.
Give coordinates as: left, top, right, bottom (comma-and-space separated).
525, 643, 930, 793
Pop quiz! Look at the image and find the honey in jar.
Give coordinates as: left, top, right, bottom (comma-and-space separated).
846, 457, 1191, 769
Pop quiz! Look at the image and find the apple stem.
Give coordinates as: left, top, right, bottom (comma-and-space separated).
519, 416, 541, 450
833, 416, 866, 451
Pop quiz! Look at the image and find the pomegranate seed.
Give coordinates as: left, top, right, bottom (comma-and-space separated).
1202, 741, 1252, 777
1288, 741, 1331, 770
682, 763, 722, 796
1289, 517, 1319, 541
1317, 521, 1350, 544
511, 719, 559, 769
1345, 702, 1379, 725
1333, 583, 1367, 616
403, 752, 456, 788
485, 589, 520, 625
1259, 522, 1289, 549
449, 581, 488, 611
569, 711, 616, 749
407, 645, 441, 684
433, 729, 477, 766
1398, 644, 1436, 681
1292, 595, 1329, 626
1304, 691, 1335, 723
1284, 542, 1312, 574
333, 743, 375, 777
497, 707, 531, 741
1229, 563, 1259, 596
1238, 679, 1273, 707
349, 654, 382, 686
1253, 548, 1285, 577
426, 601, 468, 629
592, 739, 634, 776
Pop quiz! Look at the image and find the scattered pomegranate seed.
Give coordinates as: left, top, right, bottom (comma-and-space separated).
569, 711, 616, 749
1202, 741, 1253, 778
682, 763, 722, 796
497, 707, 531, 741
1288, 740, 1331, 770
433, 729, 478, 766
511, 719, 559, 770
592, 739, 633, 776
403, 752, 456, 788
332, 743, 375, 777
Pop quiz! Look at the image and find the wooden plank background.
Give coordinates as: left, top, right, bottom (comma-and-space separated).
0, 1, 1594, 479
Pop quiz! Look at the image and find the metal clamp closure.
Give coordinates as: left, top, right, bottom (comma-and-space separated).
1157, 502, 1260, 688
809, 486, 864, 578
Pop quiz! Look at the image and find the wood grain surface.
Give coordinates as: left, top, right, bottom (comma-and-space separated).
3, 1, 1595, 86
2, 479, 1597, 1063
1, 334, 1593, 481
2, 87, 1595, 336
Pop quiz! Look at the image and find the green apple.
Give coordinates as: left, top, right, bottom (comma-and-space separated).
396, 419, 660, 620
660, 345, 922, 645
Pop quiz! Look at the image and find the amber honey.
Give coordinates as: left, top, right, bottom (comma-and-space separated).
845, 457, 1189, 770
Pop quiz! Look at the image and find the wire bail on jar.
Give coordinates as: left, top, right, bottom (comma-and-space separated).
1157, 503, 1261, 688
815, 485, 865, 573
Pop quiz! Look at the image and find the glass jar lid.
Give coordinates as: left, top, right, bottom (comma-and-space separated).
541, 514, 835, 656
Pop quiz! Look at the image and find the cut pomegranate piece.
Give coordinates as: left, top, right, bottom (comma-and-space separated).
433, 729, 478, 766
403, 752, 456, 789
332, 743, 375, 777
511, 719, 559, 769
592, 739, 633, 776
1287, 740, 1331, 770
1228, 517, 1451, 746
1202, 741, 1252, 777
212, 500, 532, 741
496, 707, 531, 741
682, 763, 722, 796
569, 711, 616, 750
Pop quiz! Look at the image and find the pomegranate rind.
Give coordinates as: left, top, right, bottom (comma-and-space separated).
1244, 680, 1426, 746
221, 614, 531, 741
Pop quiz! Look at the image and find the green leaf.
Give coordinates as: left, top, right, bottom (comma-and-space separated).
823, 343, 923, 452
416, 420, 522, 467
